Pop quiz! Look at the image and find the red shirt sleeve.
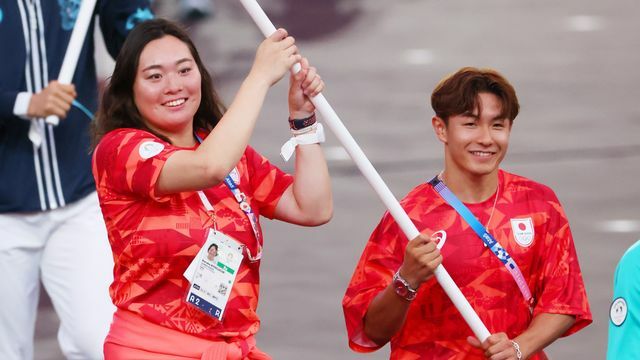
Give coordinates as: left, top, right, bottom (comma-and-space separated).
342, 210, 406, 352
244, 146, 293, 219
532, 191, 592, 336
93, 129, 181, 201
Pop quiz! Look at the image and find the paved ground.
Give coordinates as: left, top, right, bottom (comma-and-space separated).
34, 0, 640, 359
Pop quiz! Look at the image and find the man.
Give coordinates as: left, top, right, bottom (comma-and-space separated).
0, 1, 152, 359
607, 240, 640, 359
342, 67, 592, 359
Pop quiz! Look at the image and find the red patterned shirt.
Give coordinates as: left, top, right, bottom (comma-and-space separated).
93, 128, 293, 340
342, 170, 591, 359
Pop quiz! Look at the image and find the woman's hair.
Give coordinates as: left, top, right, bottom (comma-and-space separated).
431, 67, 519, 124
92, 18, 225, 147
208, 243, 218, 252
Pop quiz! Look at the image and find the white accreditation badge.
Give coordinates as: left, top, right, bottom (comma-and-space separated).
184, 230, 243, 320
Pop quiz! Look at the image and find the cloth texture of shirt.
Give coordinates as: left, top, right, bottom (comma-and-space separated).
104, 309, 271, 359
93, 128, 293, 341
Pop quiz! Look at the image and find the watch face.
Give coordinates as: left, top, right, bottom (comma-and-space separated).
393, 278, 409, 297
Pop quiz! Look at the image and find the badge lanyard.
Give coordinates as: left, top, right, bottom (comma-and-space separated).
195, 135, 262, 262
428, 175, 533, 304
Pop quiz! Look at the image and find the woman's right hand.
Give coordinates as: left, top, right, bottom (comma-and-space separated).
249, 28, 301, 86
399, 234, 443, 289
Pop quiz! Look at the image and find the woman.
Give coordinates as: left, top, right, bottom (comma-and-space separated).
207, 243, 218, 262
92, 19, 332, 359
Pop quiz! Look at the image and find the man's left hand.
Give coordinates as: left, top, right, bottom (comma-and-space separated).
468, 333, 521, 360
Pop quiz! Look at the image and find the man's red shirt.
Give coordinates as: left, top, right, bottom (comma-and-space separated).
343, 170, 592, 359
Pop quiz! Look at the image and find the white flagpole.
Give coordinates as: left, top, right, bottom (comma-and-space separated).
238, 0, 492, 342
45, 0, 99, 125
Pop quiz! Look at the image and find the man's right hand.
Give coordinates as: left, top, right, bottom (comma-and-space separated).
399, 233, 443, 289
27, 80, 77, 119
362, 233, 444, 344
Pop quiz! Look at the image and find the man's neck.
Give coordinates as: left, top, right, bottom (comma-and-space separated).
440, 168, 499, 203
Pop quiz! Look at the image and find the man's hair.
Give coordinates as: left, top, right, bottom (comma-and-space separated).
92, 18, 226, 147
431, 67, 519, 124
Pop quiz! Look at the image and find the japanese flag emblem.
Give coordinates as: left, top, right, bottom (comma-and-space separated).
510, 218, 534, 247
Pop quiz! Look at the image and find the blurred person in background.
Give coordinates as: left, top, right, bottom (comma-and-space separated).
607, 240, 640, 359
180, 0, 214, 21
92, 19, 332, 358
0, 1, 153, 359
343, 67, 592, 359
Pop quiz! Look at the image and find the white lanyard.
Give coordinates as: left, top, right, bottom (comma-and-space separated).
196, 179, 262, 263
194, 134, 262, 262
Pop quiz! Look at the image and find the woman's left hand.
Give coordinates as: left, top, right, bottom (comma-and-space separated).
288, 57, 324, 119
468, 333, 522, 360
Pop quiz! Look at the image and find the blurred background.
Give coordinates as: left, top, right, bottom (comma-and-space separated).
35, 0, 639, 358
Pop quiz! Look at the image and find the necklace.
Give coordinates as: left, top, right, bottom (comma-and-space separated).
438, 171, 500, 230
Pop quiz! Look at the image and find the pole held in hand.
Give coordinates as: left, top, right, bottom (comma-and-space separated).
45, 0, 98, 125
238, 0, 492, 343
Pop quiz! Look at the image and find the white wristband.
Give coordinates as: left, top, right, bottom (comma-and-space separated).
13, 92, 33, 120
280, 123, 325, 162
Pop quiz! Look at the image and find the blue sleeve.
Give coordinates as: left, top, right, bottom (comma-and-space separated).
97, 0, 154, 59
607, 240, 640, 360
0, 7, 26, 123
0, 91, 19, 121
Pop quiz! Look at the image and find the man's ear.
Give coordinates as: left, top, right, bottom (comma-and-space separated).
432, 116, 447, 144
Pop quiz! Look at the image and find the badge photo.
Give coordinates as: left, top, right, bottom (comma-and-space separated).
510, 218, 534, 247
610, 297, 627, 326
